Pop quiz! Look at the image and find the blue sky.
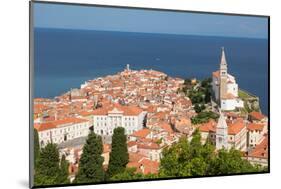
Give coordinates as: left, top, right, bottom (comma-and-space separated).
33, 2, 268, 39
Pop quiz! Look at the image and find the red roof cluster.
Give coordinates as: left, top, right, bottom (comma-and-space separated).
34, 117, 88, 132
248, 136, 268, 158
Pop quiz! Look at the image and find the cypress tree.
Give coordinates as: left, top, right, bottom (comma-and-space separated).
57, 155, 70, 184
75, 131, 104, 183
34, 143, 61, 186
107, 127, 129, 178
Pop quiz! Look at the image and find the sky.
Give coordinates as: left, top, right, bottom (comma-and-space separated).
33, 2, 268, 39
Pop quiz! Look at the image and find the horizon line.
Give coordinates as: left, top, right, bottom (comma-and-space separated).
34, 26, 268, 40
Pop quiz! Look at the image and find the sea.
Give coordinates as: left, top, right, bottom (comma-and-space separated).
34, 28, 269, 115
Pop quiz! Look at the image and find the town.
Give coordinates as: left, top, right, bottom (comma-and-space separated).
33, 48, 268, 183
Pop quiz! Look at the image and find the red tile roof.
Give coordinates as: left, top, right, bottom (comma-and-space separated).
137, 142, 161, 150
159, 122, 173, 133
131, 128, 151, 138
247, 123, 265, 131
129, 152, 146, 162
34, 117, 89, 131
228, 118, 246, 135
127, 141, 137, 147
139, 158, 159, 175
248, 136, 268, 158
199, 119, 217, 133
92, 103, 143, 116
249, 111, 266, 121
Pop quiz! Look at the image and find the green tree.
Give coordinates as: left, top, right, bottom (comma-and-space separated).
191, 111, 219, 124
75, 132, 104, 183
57, 155, 70, 184
34, 128, 40, 166
208, 148, 259, 175
110, 167, 142, 181
107, 127, 129, 178
34, 143, 61, 186
159, 130, 261, 178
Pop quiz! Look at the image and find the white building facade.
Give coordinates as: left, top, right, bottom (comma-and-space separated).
92, 104, 147, 136
35, 117, 91, 147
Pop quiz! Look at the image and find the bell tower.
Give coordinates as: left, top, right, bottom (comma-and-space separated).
216, 110, 228, 150
219, 47, 228, 102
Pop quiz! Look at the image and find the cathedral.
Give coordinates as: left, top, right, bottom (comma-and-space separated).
212, 47, 244, 111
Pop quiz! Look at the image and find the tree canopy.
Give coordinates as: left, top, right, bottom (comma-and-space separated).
75, 131, 104, 183
159, 129, 261, 177
191, 111, 219, 125
107, 127, 129, 178
34, 143, 64, 186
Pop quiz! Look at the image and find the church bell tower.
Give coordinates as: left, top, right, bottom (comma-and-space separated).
219, 47, 228, 102
216, 110, 228, 150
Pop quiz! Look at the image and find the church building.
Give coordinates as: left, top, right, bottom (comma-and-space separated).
212, 47, 244, 111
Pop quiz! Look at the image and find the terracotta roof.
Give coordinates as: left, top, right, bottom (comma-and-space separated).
127, 141, 137, 147
79, 111, 94, 117
248, 136, 268, 158
199, 119, 217, 133
129, 152, 146, 162
131, 128, 150, 138
34, 117, 89, 132
139, 158, 159, 174
92, 103, 143, 116
159, 122, 173, 133
137, 142, 161, 150
228, 118, 246, 135
247, 123, 265, 131
249, 111, 266, 121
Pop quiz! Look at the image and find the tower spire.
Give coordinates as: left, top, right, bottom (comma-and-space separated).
220, 46, 227, 67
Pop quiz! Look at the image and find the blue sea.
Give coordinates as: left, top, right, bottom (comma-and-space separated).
34, 28, 269, 115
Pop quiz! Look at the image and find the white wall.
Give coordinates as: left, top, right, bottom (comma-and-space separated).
93, 113, 146, 136
1, 0, 279, 189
